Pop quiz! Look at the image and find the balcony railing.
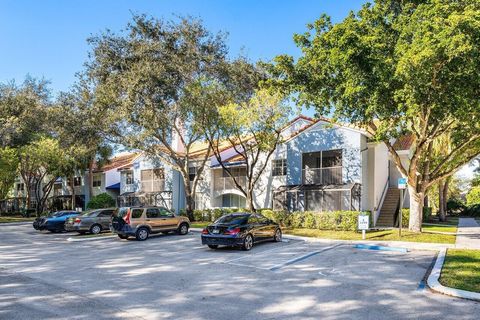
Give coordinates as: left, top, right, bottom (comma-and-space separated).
302, 167, 343, 185
213, 176, 247, 192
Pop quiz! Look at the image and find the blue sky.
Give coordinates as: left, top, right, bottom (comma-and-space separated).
0, 0, 366, 94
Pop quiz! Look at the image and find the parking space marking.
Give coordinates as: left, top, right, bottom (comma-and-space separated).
269, 244, 343, 271
224, 241, 301, 264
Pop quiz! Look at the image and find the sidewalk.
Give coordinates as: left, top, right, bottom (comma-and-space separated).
455, 218, 480, 249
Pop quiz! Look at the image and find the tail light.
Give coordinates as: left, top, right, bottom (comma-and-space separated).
124, 209, 131, 225
74, 218, 81, 223
201, 228, 209, 235
224, 227, 241, 235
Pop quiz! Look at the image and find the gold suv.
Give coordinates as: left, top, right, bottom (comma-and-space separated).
110, 206, 190, 241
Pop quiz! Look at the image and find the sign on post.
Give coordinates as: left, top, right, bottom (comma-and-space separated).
358, 214, 369, 240
398, 177, 407, 189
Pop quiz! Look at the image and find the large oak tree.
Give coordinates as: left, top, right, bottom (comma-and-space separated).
270, 0, 480, 231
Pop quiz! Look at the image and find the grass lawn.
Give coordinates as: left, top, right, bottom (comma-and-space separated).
440, 249, 480, 293
422, 224, 457, 233
425, 216, 459, 226
284, 228, 456, 244
0, 216, 35, 223
191, 221, 210, 229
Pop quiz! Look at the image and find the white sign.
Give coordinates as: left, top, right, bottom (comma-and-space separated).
398, 177, 407, 189
358, 215, 369, 230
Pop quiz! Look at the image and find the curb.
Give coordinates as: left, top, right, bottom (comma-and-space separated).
0, 221, 32, 226
190, 228, 453, 251
67, 235, 116, 242
427, 249, 480, 301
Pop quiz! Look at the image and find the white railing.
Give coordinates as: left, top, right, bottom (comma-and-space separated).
302, 167, 343, 185
213, 176, 246, 192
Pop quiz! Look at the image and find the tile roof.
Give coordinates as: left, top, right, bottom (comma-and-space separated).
94, 153, 140, 172
393, 134, 415, 151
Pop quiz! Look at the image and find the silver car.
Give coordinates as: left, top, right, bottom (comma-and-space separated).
65, 208, 115, 234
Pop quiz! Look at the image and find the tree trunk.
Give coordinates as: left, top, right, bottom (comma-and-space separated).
246, 187, 256, 212
67, 175, 75, 210
88, 160, 94, 203
438, 180, 446, 222
408, 185, 424, 232
184, 193, 195, 221
442, 178, 449, 220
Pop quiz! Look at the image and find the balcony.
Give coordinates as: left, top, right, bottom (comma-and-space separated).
302, 167, 343, 185
213, 176, 246, 192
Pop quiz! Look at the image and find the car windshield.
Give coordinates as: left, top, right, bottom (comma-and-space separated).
214, 214, 249, 225
50, 211, 63, 217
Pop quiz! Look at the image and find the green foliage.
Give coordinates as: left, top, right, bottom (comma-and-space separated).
447, 198, 466, 215
463, 204, 480, 217
87, 193, 115, 209
0, 148, 18, 199
0, 77, 50, 148
466, 186, 480, 206
401, 209, 410, 228
264, 210, 370, 231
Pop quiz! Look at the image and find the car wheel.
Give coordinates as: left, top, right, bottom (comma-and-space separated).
118, 234, 128, 240
177, 223, 189, 235
273, 228, 282, 242
242, 234, 254, 251
90, 224, 102, 235
136, 227, 149, 241
208, 245, 218, 249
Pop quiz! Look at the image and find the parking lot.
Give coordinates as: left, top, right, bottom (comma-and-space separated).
1, 224, 479, 320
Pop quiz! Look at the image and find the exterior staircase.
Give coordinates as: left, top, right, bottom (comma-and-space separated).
376, 188, 400, 227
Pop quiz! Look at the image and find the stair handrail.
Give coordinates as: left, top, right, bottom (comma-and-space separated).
373, 176, 390, 226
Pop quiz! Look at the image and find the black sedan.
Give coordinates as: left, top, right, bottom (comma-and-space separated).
201, 213, 282, 251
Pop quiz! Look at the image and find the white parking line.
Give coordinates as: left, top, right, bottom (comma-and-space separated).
224, 242, 301, 264
269, 244, 343, 271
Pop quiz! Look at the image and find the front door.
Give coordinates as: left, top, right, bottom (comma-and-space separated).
158, 207, 178, 230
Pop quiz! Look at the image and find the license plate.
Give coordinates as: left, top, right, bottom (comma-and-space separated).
212, 229, 220, 234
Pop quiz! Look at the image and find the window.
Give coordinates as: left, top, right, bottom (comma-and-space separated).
53, 183, 62, 196
73, 177, 82, 187
131, 209, 143, 219
146, 208, 160, 218
222, 194, 246, 208
188, 167, 197, 181
16, 183, 24, 192
125, 171, 134, 185
222, 167, 246, 177
98, 210, 114, 217
93, 174, 102, 187
322, 149, 342, 168
159, 207, 173, 217
272, 159, 287, 176
248, 215, 260, 224
141, 169, 165, 192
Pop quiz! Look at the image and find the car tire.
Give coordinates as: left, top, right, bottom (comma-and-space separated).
242, 234, 254, 251
118, 234, 128, 240
90, 224, 102, 235
136, 227, 149, 241
273, 228, 282, 242
177, 223, 189, 235
208, 245, 218, 249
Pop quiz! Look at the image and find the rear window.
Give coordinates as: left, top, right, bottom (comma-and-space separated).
116, 208, 130, 218
215, 214, 249, 225
82, 210, 99, 217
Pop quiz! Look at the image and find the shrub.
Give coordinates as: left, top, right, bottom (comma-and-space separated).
466, 186, 480, 206
447, 198, 466, 215
401, 209, 409, 228
282, 210, 371, 231
87, 193, 115, 209
463, 204, 480, 217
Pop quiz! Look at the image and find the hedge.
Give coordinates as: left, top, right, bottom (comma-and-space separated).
400, 207, 433, 228
87, 193, 116, 209
187, 208, 371, 232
